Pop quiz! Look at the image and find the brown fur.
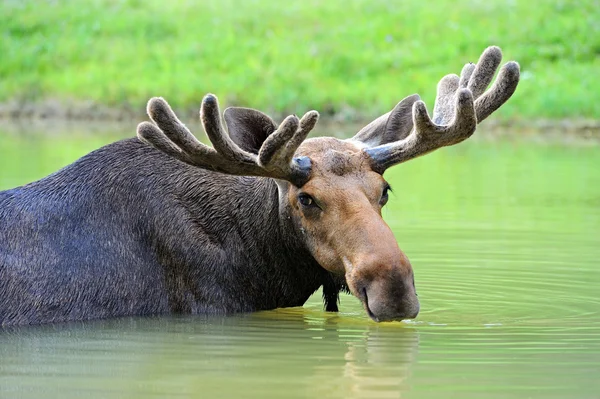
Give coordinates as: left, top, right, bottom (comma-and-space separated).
285, 138, 419, 320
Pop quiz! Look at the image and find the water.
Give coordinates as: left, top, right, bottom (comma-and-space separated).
1, 126, 599, 398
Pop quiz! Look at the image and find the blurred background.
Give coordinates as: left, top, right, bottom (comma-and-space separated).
1, 0, 599, 122
1, 0, 599, 185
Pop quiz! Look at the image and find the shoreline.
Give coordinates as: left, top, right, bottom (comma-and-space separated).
1, 100, 599, 142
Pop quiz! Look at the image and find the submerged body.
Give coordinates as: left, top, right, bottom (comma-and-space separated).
0, 139, 330, 326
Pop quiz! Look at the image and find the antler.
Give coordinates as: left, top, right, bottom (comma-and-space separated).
137, 94, 319, 186
365, 46, 520, 173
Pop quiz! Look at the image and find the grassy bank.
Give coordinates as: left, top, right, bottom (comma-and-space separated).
1, 0, 599, 121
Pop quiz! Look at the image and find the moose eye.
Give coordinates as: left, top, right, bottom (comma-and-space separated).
298, 193, 316, 207
380, 184, 391, 206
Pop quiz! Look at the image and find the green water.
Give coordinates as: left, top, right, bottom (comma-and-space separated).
1, 127, 599, 398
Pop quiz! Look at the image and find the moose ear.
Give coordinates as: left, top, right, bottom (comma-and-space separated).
223, 107, 278, 154
351, 94, 421, 147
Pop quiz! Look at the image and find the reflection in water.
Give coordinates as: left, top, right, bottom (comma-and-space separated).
337, 326, 416, 399
0, 310, 420, 399
1, 128, 600, 398
258, 309, 419, 398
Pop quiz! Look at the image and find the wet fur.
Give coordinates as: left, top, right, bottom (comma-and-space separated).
0, 139, 341, 326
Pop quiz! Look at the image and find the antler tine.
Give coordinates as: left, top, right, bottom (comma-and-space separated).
432, 74, 460, 124
287, 110, 319, 156
139, 97, 219, 169
257, 109, 320, 166
137, 121, 195, 165
256, 112, 318, 185
147, 98, 203, 151
200, 94, 257, 165
467, 46, 503, 99
258, 115, 300, 167
475, 61, 520, 122
252, 110, 319, 185
459, 63, 476, 88
365, 46, 519, 173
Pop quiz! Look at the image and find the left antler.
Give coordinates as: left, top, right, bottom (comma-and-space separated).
365, 46, 520, 173
137, 94, 319, 186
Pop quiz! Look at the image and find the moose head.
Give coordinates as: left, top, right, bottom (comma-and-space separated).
137, 46, 520, 322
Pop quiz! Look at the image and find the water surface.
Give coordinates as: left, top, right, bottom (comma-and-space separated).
1, 127, 599, 398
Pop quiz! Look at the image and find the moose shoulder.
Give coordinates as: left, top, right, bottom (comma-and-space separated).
0, 46, 519, 326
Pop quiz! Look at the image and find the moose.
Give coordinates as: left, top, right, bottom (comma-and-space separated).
0, 47, 519, 326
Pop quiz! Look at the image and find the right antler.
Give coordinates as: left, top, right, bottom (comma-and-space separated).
365, 46, 520, 173
137, 94, 319, 186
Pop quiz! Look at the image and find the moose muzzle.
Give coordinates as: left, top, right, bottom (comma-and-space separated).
341, 213, 419, 322
347, 252, 419, 322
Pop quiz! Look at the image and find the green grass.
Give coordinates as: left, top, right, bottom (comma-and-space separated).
1, 0, 599, 121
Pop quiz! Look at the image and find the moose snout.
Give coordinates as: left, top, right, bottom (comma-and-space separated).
359, 277, 420, 322
349, 256, 420, 322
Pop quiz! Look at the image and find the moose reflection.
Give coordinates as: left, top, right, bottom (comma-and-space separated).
0, 307, 419, 398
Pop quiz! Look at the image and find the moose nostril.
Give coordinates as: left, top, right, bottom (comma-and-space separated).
361, 287, 379, 322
